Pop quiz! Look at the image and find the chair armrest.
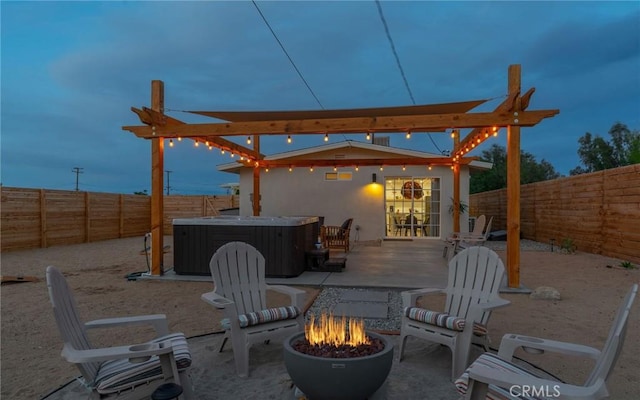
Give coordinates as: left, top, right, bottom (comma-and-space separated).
465, 364, 608, 400
85, 314, 169, 337
61, 339, 174, 364
497, 334, 601, 361
201, 291, 235, 309
473, 298, 511, 312
267, 285, 306, 309
401, 288, 443, 307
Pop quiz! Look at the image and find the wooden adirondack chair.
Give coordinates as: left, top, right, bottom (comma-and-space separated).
399, 246, 510, 380
321, 218, 353, 252
201, 242, 305, 377
457, 284, 638, 399
46, 266, 192, 399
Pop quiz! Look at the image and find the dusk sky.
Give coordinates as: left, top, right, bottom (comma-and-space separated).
2, 1, 639, 195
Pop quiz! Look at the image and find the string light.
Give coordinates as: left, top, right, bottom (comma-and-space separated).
265, 167, 269, 172
230, 153, 235, 158
205, 141, 210, 146
177, 137, 182, 141
402, 165, 406, 171
451, 131, 456, 138
406, 131, 411, 139
221, 149, 225, 155
428, 165, 432, 170
380, 166, 384, 171
247, 136, 252, 145
287, 135, 292, 144
355, 166, 359, 171
169, 139, 174, 147
289, 166, 293, 172
309, 166, 314, 172
208, 145, 213, 150
324, 133, 329, 142
194, 141, 199, 147
366, 132, 371, 141
333, 166, 337, 171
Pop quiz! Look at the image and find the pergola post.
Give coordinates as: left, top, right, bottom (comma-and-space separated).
506, 65, 522, 288
452, 129, 461, 232
252, 134, 261, 216
150, 80, 164, 275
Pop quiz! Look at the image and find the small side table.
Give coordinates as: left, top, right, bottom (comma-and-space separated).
306, 248, 329, 270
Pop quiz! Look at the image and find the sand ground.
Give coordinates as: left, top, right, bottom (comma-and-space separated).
1, 237, 638, 399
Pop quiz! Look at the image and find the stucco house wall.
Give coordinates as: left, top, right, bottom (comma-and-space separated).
220, 141, 478, 243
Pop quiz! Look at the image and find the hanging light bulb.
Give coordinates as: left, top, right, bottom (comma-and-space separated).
428, 165, 432, 170
221, 149, 225, 155
406, 131, 411, 139
309, 166, 314, 172
169, 139, 174, 147
333, 166, 337, 171
265, 167, 269, 172
355, 166, 359, 171
324, 133, 329, 142
194, 141, 199, 147
402, 165, 406, 171
287, 135, 292, 144
450, 131, 456, 138
230, 153, 235, 158
208, 145, 213, 150
247, 136, 252, 145
366, 132, 371, 141
288, 166, 293, 172
205, 141, 210, 146
380, 166, 384, 171
177, 136, 182, 141
240, 156, 244, 161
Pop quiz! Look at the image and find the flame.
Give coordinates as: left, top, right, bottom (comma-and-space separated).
305, 312, 370, 347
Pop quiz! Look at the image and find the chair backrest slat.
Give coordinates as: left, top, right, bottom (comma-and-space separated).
210, 242, 268, 315
586, 284, 637, 386
47, 266, 100, 383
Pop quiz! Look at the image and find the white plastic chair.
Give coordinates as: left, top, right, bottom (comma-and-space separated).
399, 246, 510, 380
457, 284, 638, 399
46, 265, 192, 399
201, 241, 305, 377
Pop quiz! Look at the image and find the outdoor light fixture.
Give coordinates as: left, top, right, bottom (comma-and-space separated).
406, 131, 411, 139
221, 149, 225, 154
380, 166, 384, 171
169, 139, 174, 147
265, 168, 269, 172
355, 166, 359, 171
289, 166, 293, 172
372, 173, 377, 183
287, 135, 292, 144
208, 145, 213, 150
194, 141, 199, 147
247, 136, 252, 144
402, 165, 406, 171
428, 165, 432, 170
451, 131, 456, 138
333, 166, 337, 171
231, 153, 235, 158
309, 166, 314, 172
324, 133, 329, 142
366, 132, 371, 141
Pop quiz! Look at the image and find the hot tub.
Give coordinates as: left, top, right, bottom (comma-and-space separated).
172, 216, 320, 277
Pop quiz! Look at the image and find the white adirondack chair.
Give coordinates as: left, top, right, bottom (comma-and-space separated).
443, 215, 486, 259
399, 246, 510, 380
457, 284, 638, 399
201, 241, 305, 377
46, 266, 192, 399
455, 216, 494, 255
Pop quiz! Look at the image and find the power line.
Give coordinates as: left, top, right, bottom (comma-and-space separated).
375, 0, 445, 155
252, 0, 324, 109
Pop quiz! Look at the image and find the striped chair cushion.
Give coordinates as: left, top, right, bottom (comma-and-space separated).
403, 307, 487, 336
221, 306, 301, 330
455, 352, 545, 400
94, 332, 191, 394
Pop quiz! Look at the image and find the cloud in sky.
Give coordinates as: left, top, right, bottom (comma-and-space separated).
2, 1, 639, 194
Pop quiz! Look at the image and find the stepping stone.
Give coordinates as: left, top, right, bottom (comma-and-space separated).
340, 290, 389, 303
333, 302, 388, 319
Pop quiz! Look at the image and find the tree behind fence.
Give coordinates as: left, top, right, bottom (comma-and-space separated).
469, 164, 640, 264
0, 187, 238, 252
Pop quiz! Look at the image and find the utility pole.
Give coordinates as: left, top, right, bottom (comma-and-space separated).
165, 170, 172, 195
72, 167, 84, 191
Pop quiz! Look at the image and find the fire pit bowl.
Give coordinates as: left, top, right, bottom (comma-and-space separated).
283, 331, 394, 400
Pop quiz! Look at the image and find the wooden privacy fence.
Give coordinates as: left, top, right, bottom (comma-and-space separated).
0, 187, 239, 252
470, 164, 640, 264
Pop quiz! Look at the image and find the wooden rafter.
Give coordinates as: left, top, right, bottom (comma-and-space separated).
239, 156, 477, 169
122, 109, 558, 139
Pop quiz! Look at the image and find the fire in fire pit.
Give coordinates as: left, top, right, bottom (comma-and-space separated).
293, 312, 385, 358
284, 312, 393, 400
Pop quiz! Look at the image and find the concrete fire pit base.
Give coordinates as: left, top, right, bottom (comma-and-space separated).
283, 331, 394, 400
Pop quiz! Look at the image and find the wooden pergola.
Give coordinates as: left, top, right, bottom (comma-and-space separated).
123, 64, 558, 289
